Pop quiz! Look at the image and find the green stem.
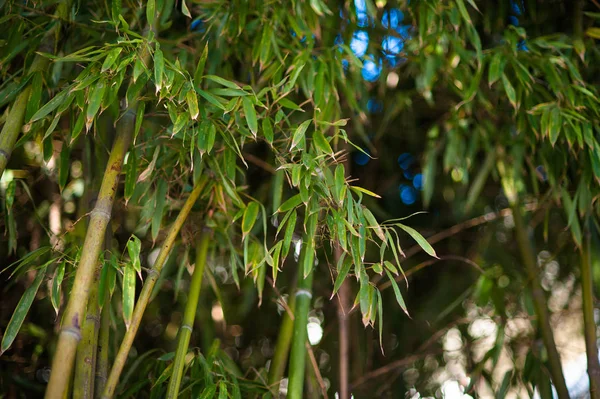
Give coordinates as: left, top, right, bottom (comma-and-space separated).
73, 263, 102, 399
512, 205, 570, 399
100, 179, 207, 399
287, 238, 314, 399
166, 229, 211, 398
267, 280, 297, 393
581, 216, 600, 399
0, 1, 70, 178
95, 288, 111, 399
45, 112, 135, 399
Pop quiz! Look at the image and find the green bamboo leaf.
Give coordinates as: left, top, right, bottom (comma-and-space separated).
349, 185, 381, 198
86, 79, 107, 130
51, 261, 65, 316
112, 0, 122, 24
122, 263, 136, 329
146, 0, 155, 27
242, 202, 260, 240
290, 120, 311, 151
25, 72, 42, 121
262, 118, 274, 145
303, 239, 315, 278
331, 256, 352, 299
502, 73, 517, 109
70, 112, 85, 145
58, 143, 70, 191
396, 223, 437, 258
373, 262, 383, 274
312, 130, 333, 155
376, 289, 384, 350
196, 89, 227, 110
98, 258, 116, 310
271, 241, 282, 283
127, 235, 142, 274
548, 107, 561, 146
282, 210, 297, 259
200, 385, 217, 399
134, 101, 145, 144
101, 47, 123, 72
1, 265, 47, 355
154, 47, 164, 93
204, 75, 241, 89
194, 44, 209, 86
278, 194, 302, 213
218, 381, 228, 399
152, 180, 168, 242
384, 260, 399, 276
488, 52, 504, 87
242, 97, 258, 137
30, 90, 68, 122
181, 0, 191, 17
124, 149, 137, 204
385, 269, 409, 316
186, 90, 200, 120
363, 208, 385, 242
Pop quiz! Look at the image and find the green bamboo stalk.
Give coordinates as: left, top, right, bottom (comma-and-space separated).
581, 216, 600, 399
45, 9, 160, 396
44, 112, 135, 399
287, 238, 314, 399
512, 205, 570, 399
267, 280, 297, 392
0, 1, 71, 178
100, 179, 207, 399
166, 229, 211, 398
73, 263, 102, 398
95, 286, 111, 398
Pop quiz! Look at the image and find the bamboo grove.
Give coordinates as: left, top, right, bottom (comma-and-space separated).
2, 0, 600, 398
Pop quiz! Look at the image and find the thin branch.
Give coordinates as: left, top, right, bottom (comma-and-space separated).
306, 343, 329, 399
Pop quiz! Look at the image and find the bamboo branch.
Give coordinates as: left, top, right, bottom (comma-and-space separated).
287, 238, 314, 399
100, 179, 207, 399
581, 216, 600, 399
166, 229, 211, 398
0, 1, 71, 178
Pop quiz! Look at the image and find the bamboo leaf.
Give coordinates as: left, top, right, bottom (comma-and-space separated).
1, 265, 48, 355
127, 235, 142, 275
278, 194, 302, 213
242, 202, 260, 240
186, 90, 200, 120
124, 150, 137, 203
312, 130, 333, 155
290, 120, 311, 151
396, 223, 437, 258
86, 79, 107, 130
51, 261, 65, 316
332, 256, 352, 298
146, 0, 155, 27
181, 0, 191, 17
262, 118, 274, 144
101, 47, 123, 72
154, 47, 164, 93
349, 185, 381, 198
385, 269, 409, 316
122, 263, 136, 329
30, 90, 68, 123
194, 44, 209, 86
502, 73, 517, 109
242, 97, 258, 137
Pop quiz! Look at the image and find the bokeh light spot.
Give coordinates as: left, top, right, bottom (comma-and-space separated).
399, 184, 417, 205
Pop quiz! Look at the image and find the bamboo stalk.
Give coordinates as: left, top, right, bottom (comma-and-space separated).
166, 229, 211, 398
0, 1, 70, 178
581, 216, 600, 399
512, 205, 570, 399
287, 238, 314, 399
267, 281, 297, 392
100, 179, 207, 399
95, 287, 111, 398
73, 263, 102, 399
45, 9, 160, 395
44, 112, 135, 399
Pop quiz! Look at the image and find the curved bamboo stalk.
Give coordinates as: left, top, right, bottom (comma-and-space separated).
100, 179, 207, 399
512, 205, 570, 399
267, 280, 297, 392
581, 217, 600, 399
0, 1, 71, 178
95, 284, 111, 398
166, 228, 211, 398
287, 237, 314, 399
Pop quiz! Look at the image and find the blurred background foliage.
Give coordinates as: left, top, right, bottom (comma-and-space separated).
1, 0, 600, 398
